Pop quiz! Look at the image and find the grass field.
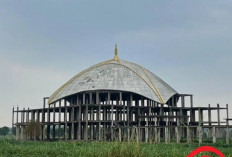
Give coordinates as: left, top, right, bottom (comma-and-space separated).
0, 137, 231, 157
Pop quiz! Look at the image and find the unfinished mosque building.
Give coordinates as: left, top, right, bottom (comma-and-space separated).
13, 45, 232, 143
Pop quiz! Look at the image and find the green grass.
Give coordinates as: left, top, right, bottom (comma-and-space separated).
0, 138, 231, 157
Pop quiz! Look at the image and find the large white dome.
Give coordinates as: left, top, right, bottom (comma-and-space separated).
48, 54, 178, 104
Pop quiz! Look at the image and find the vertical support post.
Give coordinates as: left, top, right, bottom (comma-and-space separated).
181, 95, 185, 107
53, 104, 56, 140
212, 126, 216, 143
58, 100, 61, 140
84, 93, 88, 141
176, 127, 180, 143
190, 95, 193, 108
136, 127, 139, 143
187, 126, 192, 143
78, 95, 81, 140
198, 108, 203, 126
226, 127, 230, 145
198, 126, 203, 144
22, 108, 26, 140
119, 127, 122, 142
108, 92, 113, 141
12, 107, 14, 135
16, 106, 19, 123
207, 104, 212, 138
226, 104, 229, 126
176, 113, 182, 142
64, 100, 67, 140
90, 109, 94, 141
217, 104, 220, 126
165, 126, 169, 144
42, 99, 45, 140
20, 125, 24, 140
145, 127, 148, 143
96, 92, 101, 141
127, 93, 132, 142
208, 104, 211, 126
71, 102, 75, 140
154, 127, 157, 143
145, 117, 148, 143
42, 98, 47, 140
16, 107, 20, 140
47, 108, 50, 140
157, 128, 161, 143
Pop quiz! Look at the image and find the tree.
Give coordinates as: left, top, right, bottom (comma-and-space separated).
0, 126, 9, 136
24, 121, 41, 140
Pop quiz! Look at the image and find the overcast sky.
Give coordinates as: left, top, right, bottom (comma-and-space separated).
0, 0, 232, 127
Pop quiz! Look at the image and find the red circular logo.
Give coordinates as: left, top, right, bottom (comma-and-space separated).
187, 146, 225, 157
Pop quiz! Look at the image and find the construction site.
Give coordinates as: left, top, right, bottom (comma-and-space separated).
13, 46, 232, 143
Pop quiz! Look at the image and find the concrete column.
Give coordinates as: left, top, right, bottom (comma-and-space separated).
53, 104, 56, 140
198, 108, 203, 126
119, 128, 122, 142
190, 109, 195, 124
16, 126, 20, 140
84, 93, 88, 141
71, 105, 74, 140
138, 105, 141, 128
177, 113, 182, 140
187, 127, 192, 143
207, 104, 212, 138
155, 127, 158, 143
123, 101, 126, 125
212, 126, 216, 143
12, 107, 14, 134
108, 92, 114, 140
190, 95, 193, 108
119, 92, 122, 105
226, 104, 229, 126
25, 109, 29, 140
26, 109, 29, 123
20, 126, 25, 140
90, 92, 92, 104
136, 127, 139, 143
90, 123, 94, 141
176, 127, 180, 143
217, 104, 220, 126
42, 99, 46, 140
157, 128, 161, 143
77, 95, 81, 140
47, 108, 50, 140
181, 95, 185, 107
16, 107, 19, 140
96, 92, 101, 141
198, 126, 203, 144
127, 95, 132, 141
208, 104, 211, 125
145, 127, 148, 143
58, 100, 61, 140
226, 127, 230, 144
64, 100, 68, 140
165, 127, 169, 143
22, 108, 25, 124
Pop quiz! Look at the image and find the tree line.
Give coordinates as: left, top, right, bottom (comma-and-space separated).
0, 126, 16, 136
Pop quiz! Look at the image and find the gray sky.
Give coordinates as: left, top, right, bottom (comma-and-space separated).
0, 0, 232, 127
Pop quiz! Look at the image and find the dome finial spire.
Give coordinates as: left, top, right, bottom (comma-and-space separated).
114, 44, 119, 60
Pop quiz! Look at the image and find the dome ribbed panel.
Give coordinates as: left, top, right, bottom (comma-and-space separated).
49, 59, 178, 104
